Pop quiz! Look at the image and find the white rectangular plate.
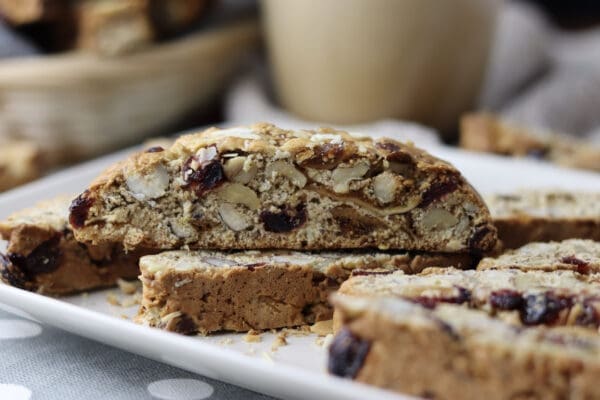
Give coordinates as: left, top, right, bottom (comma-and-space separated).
0, 142, 598, 400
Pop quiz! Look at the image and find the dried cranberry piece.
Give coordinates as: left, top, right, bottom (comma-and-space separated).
575, 301, 600, 327
328, 328, 371, 379
490, 289, 524, 310
260, 203, 307, 233
175, 314, 197, 335
145, 146, 164, 153
244, 262, 265, 272
410, 286, 471, 309
69, 190, 94, 228
0, 254, 28, 289
8, 235, 61, 276
468, 223, 496, 253
301, 142, 347, 169
420, 175, 460, 208
182, 157, 225, 196
520, 292, 572, 325
560, 255, 590, 274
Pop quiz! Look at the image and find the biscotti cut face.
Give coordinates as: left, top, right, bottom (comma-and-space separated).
338, 267, 600, 330
478, 239, 600, 274
0, 196, 141, 295
135, 250, 457, 335
487, 191, 600, 249
69, 123, 496, 252
329, 295, 600, 400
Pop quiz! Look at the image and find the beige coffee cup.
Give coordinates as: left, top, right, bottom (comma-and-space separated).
262, 0, 500, 135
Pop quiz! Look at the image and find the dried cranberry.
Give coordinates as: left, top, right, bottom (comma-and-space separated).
244, 262, 265, 272
411, 286, 471, 309
145, 146, 164, 153
260, 203, 307, 233
328, 328, 371, 379
331, 205, 383, 237
69, 190, 94, 228
420, 175, 460, 208
182, 157, 225, 196
0, 254, 27, 289
490, 289, 524, 310
560, 255, 589, 274
301, 142, 347, 169
8, 235, 61, 276
520, 292, 572, 325
175, 314, 197, 335
375, 141, 401, 153
468, 224, 496, 253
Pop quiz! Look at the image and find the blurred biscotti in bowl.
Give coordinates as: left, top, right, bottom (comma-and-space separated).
0, 0, 259, 165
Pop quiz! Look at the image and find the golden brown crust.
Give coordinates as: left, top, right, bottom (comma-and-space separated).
72, 123, 496, 253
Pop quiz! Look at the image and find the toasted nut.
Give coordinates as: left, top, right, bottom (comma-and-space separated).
265, 160, 307, 188
373, 171, 397, 204
421, 208, 459, 230
126, 164, 169, 201
169, 218, 195, 238
217, 183, 260, 210
218, 203, 251, 231
223, 156, 257, 184
332, 162, 370, 193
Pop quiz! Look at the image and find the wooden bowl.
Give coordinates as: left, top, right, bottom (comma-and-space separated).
0, 18, 259, 164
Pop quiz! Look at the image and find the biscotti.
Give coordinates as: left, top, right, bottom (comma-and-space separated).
477, 239, 600, 274
0, 196, 141, 295
136, 250, 472, 335
0, 140, 43, 192
338, 267, 600, 330
486, 191, 600, 249
69, 123, 497, 253
329, 295, 600, 400
460, 112, 600, 172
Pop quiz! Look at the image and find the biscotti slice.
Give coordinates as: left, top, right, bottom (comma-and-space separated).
338, 267, 600, 330
136, 250, 472, 335
460, 112, 600, 172
329, 295, 600, 400
477, 239, 600, 275
486, 191, 600, 249
70, 123, 497, 253
0, 196, 142, 295
0, 140, 43, 192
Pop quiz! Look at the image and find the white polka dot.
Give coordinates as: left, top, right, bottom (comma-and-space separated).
0, 384, 32, 400
148, 379, 214, 400
0, 320, 42, 339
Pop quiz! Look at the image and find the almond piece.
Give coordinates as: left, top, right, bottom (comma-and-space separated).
332, 162, 370, 193
223, 156, 257, 184
218, 203, 251, 231
265, 160, 307, 188
421, 208, 459, 230
373, 171, 398, 204
126, 164, 169, 201
216, 183, 260, 210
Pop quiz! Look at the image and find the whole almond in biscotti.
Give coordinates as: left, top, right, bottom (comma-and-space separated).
69, 123, 496, 252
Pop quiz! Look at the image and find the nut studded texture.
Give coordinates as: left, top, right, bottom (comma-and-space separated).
330, 295, 600, 400
69, 123, 496, 252
0, 196, 141, 295
135, 250, 469, 335
337, 266, 600, 331
486, 191, 600, 249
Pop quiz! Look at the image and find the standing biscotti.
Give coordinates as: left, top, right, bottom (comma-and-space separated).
69, 123, 497, 253
0, 196, 142, 295
329, 295, 600, 400
486, 191, 600, 249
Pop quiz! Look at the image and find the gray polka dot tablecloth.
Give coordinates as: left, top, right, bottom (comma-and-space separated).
0, 308, 276, 400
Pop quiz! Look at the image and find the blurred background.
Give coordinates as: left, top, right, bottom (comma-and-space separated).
0, 0, 598, 193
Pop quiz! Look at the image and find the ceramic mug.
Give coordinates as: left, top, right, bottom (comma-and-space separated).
262, 0, 501, 136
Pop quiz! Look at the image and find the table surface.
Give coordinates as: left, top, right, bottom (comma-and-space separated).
0, 307, 275, 400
